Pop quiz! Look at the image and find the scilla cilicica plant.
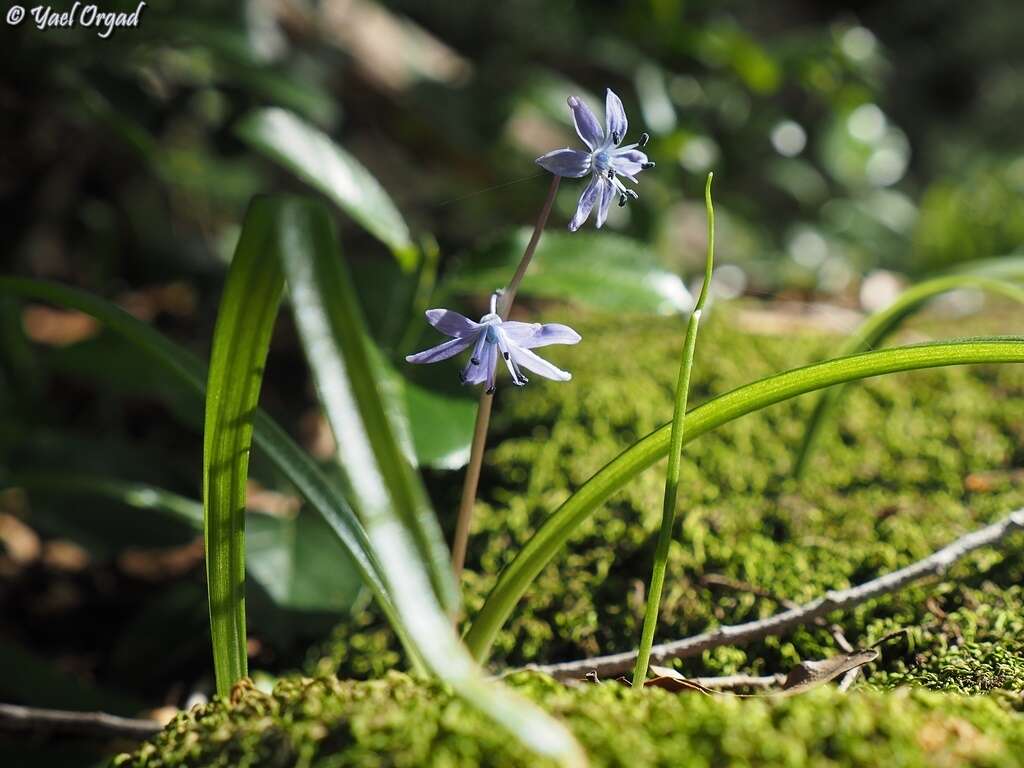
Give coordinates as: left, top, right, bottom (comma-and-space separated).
410, 89, 654, 579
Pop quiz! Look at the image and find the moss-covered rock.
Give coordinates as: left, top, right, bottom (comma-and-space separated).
314, 303, 1024, 686
126, 301, 1024, 765
119, 672, 1024, 767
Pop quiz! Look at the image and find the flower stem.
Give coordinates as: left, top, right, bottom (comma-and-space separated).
632, 172, 714, 687
451, 175, 561, 581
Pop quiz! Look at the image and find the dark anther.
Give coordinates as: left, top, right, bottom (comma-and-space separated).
611, 131, 621, 144
486, 386, 496, 395
607, 169, 615, 180
639, 132, 649, 147
471, 357, 480, 365
503, 352, 510, 360
642, 161, 656, 169
618, 195, 627, 207
458, 370, 466, 383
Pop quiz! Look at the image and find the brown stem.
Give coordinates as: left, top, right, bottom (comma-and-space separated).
451, 175, 561, 581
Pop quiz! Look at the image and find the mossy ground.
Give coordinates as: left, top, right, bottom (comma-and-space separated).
124, 300, 1024, 766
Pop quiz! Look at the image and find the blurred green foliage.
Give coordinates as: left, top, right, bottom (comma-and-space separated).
6, 0, 1024, 303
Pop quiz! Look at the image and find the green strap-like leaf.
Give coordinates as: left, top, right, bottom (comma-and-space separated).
793, 274, 1024, 477
237, 107, 419, 270
276, 199, 458, 614
464, 336, 1024, 661
203, 200, 286, 690
274, 197, 584, 766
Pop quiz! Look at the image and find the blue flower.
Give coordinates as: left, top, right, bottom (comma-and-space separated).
536, 89, 655, 231
405, 295, 581, 394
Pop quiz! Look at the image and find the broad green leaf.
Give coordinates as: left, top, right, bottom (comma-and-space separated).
400, 377, 475, 469
793, 274, 1024, 477
203, 198, 286, 691
0, 276, 406, 670
237, 108, 418, 269
275, 197, 585, 767
441, 229, 692, 314
246, 511, 363, 612
464, 336, 1024, 661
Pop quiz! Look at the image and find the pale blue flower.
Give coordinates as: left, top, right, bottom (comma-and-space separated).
405, 294, 581, 394
536, 89, 655, 231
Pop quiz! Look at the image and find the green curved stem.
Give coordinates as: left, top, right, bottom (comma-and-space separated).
793, 274, 1024, 478
632, 172, 714, 686
464, 336, 1024, 662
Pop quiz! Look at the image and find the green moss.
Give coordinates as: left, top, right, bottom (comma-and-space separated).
126, 302, 1024, 765
118, 672, 1024, 767
315, 303, 1024, 688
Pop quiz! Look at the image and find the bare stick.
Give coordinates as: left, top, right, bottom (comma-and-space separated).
528, 508, 1024, 681
451, 176, 561, 580
0, 703, 163, 740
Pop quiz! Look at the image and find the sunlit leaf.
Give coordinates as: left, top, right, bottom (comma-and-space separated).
237, 108, 418, 269
442, 229, 692, 314
202, 197, 286, 691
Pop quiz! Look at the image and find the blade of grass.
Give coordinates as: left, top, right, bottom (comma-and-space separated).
793, 273, 1024, 477
464, 335, 1024, 661
275, 197, 585, 767
278, 197, 458, 615
0, 275, 417, 673
202, 196, 286, 692
632, 172, 715, 686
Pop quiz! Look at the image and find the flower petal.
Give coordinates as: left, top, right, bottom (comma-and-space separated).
569, 175, 601, 232
509, 345, 572, 381
611, 149, 649, 177
605, 89, 628, 145
425, 308, 479, 338
460, 335, 491, 385
503, 321, 581, 348
567, 95, 604, 151
595, 175, 615, 228
535, 148, 592, 178
482, 341, 500, 391
405, 335, 474, 364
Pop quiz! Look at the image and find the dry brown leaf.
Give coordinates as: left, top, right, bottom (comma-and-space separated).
644, 665, 714, 694
779, 649, 878, 696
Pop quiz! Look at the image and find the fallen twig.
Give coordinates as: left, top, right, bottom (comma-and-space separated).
0, 703, 163, 740
527, 508, 1024, 681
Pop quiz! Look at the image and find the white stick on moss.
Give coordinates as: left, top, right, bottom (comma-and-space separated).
527, 507, 1024, 681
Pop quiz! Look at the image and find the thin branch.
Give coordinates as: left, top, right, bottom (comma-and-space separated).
0, 703, 163, 740
528, 508, 1024, 681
